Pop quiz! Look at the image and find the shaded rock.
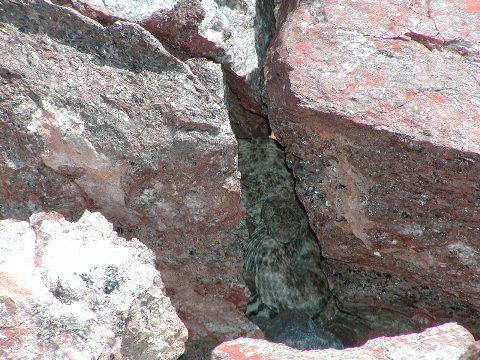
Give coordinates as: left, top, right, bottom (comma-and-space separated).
0, 210, 187, 359
264, 0, 480, 337
460, 341, 480, 360
312, 299, 375, 348
0, 1, 256, 356
54, 0, 276, 137
212, 322, 475, 360
123, 284, 188, 360
261, 310, 343, 350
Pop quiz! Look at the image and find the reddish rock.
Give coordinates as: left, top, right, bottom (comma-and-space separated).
54, 0, 275, 137
0, 1, 256, 356
265, 0, 480, 337
212, 323, 475, 360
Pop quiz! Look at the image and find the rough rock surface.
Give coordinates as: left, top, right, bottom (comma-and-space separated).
261, 310, 343, 351
0, 210, 187, 360
212, 323, 475, 360
239, 138, 330, 319
0, 1, 256, 356
460, 341, 480, 360
265, 0, 480, 337
54, 0, 276, 137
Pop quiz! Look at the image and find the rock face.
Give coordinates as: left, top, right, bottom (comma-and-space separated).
3, 0, 479, 357
212, 323, 475, 360
54, 0, 276, 137
0, 0, 256, 356
265, 0, 480, 337
0, 211, 187, 359
239, 138, 330, 319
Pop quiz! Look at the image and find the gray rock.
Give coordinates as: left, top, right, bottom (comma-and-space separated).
53, 0, 276, 136
0, 1, 256, 357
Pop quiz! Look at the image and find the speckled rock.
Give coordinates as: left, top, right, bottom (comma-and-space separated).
265, 0, 480, 337
261, 310, 343, 350
0, 1, 256, 356
0, 210, 187, 360
54, 0, 276, 137
212, 322, 475, 360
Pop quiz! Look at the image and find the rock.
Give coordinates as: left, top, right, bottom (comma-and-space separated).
264, 0, 480, 337
460, 341, 480, 360
212, 322, 475, 360
1, 0, 241, 232
0, 1, 256, 356
238, 137, 330, 320
0, 210, 187, 359
54, 0, 276, 137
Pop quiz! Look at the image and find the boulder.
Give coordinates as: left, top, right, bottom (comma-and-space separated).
264, 0, 480, 337
0, 210, 187, 359
53, 0, 276, 137
0, 1, 256, 356
212, 322, 475, 360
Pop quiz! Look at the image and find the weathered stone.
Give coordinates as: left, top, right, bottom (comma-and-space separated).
212, 323, 475, 360
122, 280, 188, 360
264, 0, 480, 337
261, 310, 343, 350
460, 341, 480, 360
54, 0, 275, 137
238, 137, 331, 324
154, 221, 261, 357
0, 210, 187, 359
0, 1, 255, 356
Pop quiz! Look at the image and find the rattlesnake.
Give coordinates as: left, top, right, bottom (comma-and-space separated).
238, 137, 331, 318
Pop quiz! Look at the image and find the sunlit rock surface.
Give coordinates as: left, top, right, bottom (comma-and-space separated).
0, 210, 187, 359
213, 323, 475, 360
0, 1, 256, 356
54, 0, 276, 137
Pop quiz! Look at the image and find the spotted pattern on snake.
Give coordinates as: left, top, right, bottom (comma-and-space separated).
238, 137, 331, 319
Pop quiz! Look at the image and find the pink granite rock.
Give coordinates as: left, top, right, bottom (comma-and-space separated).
53, 0, 275, 137
0, 1, 257, 356
0, 211, 187, 359
212, 323, 475, 360
265, 0, 480, 337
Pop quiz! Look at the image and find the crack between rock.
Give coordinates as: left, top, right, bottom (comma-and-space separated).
404, 30, 475, 59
